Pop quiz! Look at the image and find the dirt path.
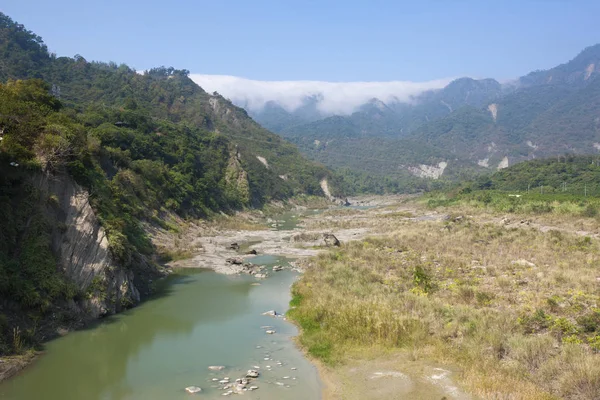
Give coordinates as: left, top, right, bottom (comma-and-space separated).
321, 354, 475, 400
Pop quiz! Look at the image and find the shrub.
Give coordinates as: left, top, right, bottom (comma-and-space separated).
518, 309, 550, 333
412, 265, 434, 294
577, 310, 600, 333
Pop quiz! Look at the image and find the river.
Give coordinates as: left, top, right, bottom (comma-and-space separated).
0, 214, 321, 399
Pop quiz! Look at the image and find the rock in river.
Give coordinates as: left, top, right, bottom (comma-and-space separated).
246, 369, 260, 378
185, 386, 202, 394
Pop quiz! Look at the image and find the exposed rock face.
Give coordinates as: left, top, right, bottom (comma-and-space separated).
526, 141, 538, 150
497, 156, 509, 170
477, 158, 489, 168
39, 174, 145, 318
321, 178, 349, 205
256, 156, 269, 168
488, 103, 498, 121
225, 150, 250, 204
407, 162, 447, 179
320, 178, 333, 200
585, 63, 595, 80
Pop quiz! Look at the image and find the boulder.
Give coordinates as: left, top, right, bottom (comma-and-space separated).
228, 243, 240, 250
262, 310, 278, 317
246, 369, 260, 378
272, 265, 284, 272
185, 386, 202, 394
323, 233, 340, 247
225, 257, 243, 265
511, 259, 536, 268
245, 249, 258, 255
208, 365, 225, 371
234, 383, 246, 393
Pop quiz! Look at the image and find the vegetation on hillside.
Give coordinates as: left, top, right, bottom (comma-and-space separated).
425, 155, 600, 218
252, 44, 600, 186
0, 12, 331, 355
287, 134, 484, 195
412, 45, 600, 165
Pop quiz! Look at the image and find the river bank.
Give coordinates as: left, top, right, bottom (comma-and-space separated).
162, 196, 482, 399
0, 197, 384, 399
287, 197, 600, 399
0, 194, 507, 399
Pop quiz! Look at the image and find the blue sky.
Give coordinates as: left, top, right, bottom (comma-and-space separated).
2, 0, 599, 82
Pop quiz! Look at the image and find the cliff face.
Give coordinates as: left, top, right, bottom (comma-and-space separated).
40, 174, 142, 318
225, 149, 250, 205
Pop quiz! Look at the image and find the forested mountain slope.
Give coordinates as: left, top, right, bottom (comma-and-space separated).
412, 45, 600, 168
0, 12, 331, 355
466, 155, 600, 195
249, 44, 600, 180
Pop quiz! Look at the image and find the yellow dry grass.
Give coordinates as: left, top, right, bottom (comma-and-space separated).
290, 205, 600, 399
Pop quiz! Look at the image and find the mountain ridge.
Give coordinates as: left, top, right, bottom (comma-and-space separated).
244, 43, 600, 179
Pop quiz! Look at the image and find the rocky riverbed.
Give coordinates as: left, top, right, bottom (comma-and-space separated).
1, 196, 473, 400
167, 209, 371, 274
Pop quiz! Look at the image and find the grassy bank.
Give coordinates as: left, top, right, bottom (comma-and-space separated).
289, 212, 600, 399
426, 190, 600, 218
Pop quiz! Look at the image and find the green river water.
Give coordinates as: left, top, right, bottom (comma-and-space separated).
0, 215, 321, 400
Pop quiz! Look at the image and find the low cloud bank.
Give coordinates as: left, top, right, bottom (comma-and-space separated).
190, 74, 452, 115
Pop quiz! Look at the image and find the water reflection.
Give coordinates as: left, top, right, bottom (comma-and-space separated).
0, 270, 255, 400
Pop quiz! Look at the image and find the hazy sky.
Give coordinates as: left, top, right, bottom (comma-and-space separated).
2, 0, 599, 82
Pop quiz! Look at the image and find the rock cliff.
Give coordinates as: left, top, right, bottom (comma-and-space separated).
39, 173, 149, 318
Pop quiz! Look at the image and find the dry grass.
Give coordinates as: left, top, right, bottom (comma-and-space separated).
302, 206, 420, 231
289, 212, 600, 399
205, 214, 267, 231
261, 195, 333, 216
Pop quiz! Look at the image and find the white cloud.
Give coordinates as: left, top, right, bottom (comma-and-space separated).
190, 74, 453, 115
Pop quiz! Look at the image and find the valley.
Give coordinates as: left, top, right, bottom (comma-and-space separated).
2, 5, 600, 400
203, 46, 600, 193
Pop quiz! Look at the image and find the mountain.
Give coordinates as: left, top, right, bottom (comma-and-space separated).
412, 44, 600, 169
255, 77, 504, 139
252, 95, 324, 133
519, 44, 600, 87
247, 76, 505, 181
0, 13, 333, 355
247, 45, 600, 180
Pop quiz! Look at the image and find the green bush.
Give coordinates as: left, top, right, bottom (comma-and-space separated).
577, 310, 600, 333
